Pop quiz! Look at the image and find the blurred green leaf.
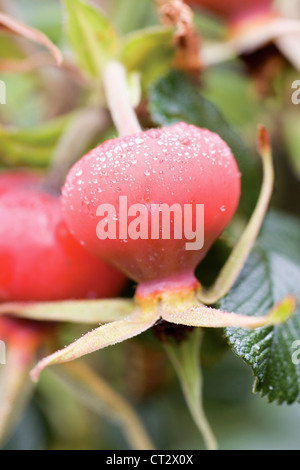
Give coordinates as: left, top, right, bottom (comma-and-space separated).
202, 67, 261, 128
0, 73, 44, 127
112, 0, 157, 35
0, 346, 35, 446
2, 403, 47, 451
201, 329, 229, 368
0, 34, 23, 60
220, 210, 300, 404
50, 361, 154, 450
164, 329, 217, 450
12, 0, 63, 44
62, 0, 121, 79
0, 114, 71, 166
193, 11, 224, 39
121, 26, 175, 87
283, 111, 300, 179
0, 10, 62, 66
148, 70, 260, 216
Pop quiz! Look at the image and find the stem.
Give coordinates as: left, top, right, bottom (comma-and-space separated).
44, 107, 110, 193
102, 61, 142, 137
164, 329, 218, 450
198, 125, 274, 305
53, 360, 155, 451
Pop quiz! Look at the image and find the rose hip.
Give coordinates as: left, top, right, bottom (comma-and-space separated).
62, 122, 240, 291
186, 0, 274, 23
0, 171, 126, 302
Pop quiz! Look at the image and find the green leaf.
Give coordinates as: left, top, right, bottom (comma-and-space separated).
258, 209, 300, 264
0, 114, 71, 167
62, 0, 120, 79
148, 70, 260, 216
121, 26, 175, 87
220, 210, 300, 403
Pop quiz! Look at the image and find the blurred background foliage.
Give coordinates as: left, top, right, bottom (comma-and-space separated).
1, 0, 300, 450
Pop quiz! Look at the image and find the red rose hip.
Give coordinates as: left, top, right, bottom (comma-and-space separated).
0, 171, 126, 301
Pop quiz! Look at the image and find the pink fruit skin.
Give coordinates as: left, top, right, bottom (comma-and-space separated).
187, 0, 274, 22
62, 123, 241, 286
0, 171, 126, 302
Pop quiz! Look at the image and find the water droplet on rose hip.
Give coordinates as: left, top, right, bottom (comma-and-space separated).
180, 137, 191, 146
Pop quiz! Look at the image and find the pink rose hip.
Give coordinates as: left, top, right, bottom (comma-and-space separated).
61, 122, 240, 288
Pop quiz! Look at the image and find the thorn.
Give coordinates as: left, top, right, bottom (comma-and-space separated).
257, 125, 271, 157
